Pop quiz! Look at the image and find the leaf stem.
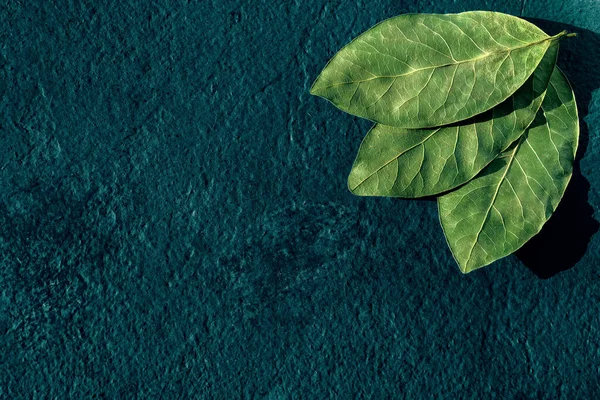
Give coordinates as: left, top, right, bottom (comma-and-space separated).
554, 30, 577, 40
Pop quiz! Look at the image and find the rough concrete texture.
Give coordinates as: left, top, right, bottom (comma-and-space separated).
1, 0, 599, 398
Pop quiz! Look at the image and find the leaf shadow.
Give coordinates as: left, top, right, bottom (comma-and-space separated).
515, 19, 600, 279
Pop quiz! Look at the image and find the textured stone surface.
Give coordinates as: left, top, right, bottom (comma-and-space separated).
1, 1, 599, 398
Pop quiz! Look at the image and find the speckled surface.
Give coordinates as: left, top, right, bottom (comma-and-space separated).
1, 1, 599, 398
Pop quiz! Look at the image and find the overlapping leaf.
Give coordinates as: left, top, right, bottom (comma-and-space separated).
438, 67, 579, 273
310, 11, 568, 129
347, 43, 559, 198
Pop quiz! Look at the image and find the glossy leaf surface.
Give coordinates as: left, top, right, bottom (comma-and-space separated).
311, 11, 566, 128
347, 43, 559, 198
438, 67, 579, 273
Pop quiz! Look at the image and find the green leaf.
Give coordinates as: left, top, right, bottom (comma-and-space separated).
347, 43, 559, 198
348, 43, 558, 197
438, 67, 579, 273
311, 11, 568, 129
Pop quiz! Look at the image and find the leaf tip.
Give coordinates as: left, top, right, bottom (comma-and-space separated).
458, 258, 490, 274
347, 176, 360, 195
453, 254, 482, 274
309, 77, 324, 96
459, 265, 472, 274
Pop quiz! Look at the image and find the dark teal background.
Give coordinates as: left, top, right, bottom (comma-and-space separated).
1, 1, 599, 398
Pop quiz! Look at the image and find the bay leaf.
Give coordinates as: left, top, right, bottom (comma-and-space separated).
438, 67, 579, 273
311, 11, 568, 129
347, 42, 559, 198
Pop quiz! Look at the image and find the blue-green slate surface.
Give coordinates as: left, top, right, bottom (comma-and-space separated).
1, 1, 599, 398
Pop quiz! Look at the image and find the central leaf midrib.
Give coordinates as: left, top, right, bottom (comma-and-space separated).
318, 32, 564, 91
463, 135, 524, 269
